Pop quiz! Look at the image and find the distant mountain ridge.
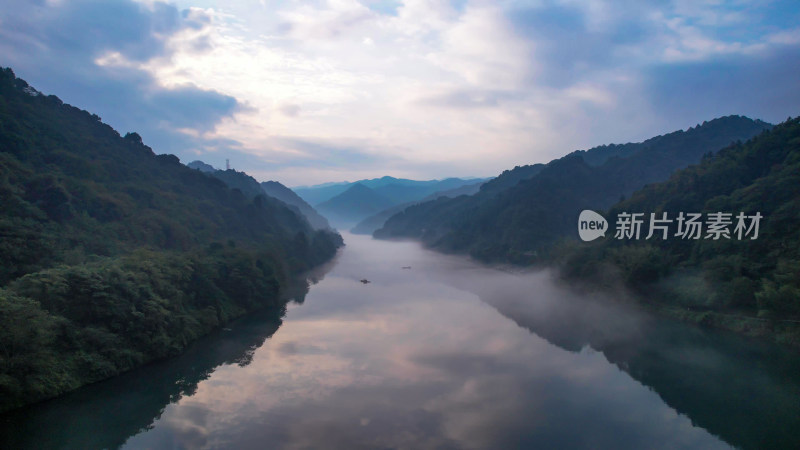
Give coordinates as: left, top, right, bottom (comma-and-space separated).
305, 176, 488, 226
316, 183, 395, 226
375, 115, 773, 263
293, 176, 487, 206
351, 180, 485, 235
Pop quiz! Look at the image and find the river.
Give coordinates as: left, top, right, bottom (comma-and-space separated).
2, 233, 799, 449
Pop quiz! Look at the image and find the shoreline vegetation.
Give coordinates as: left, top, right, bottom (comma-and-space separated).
553, 117, 800, 348
0, 68, 343, 413
569, 275, 800, 349
549, 268, 800, 349
375, 116, 800, 349
655, 306, 800, 346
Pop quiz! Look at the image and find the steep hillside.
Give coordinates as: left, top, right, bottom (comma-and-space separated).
184, 163, 331, 231
477, 164, 544, 196
197, 168, 319, 233
261, 181, 331, 230
376, 116, 772, 263
0, 68, 342, 412
557, 117, 800, 344
206, 168, 266, 200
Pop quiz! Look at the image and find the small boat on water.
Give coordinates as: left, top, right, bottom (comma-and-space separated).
360, 279, 371, 284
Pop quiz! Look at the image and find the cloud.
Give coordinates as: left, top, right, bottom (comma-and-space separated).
0, 0, 180, 61
508, 2, 651, 88
430, 4, 535, 87
185, 135, 421, 187
1, 0, 798, 185
0, 0, 244, 156
148, 85, 243, 130
646, 44, 800, 124
417, 89, 521, 109
277, 0, 377, 41
278, 103, 302, 117
267, 136, 402, 168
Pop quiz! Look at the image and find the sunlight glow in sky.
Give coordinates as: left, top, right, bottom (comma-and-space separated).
1, 0, 798, 185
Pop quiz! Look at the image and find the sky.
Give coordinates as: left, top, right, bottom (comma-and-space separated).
1, 0, 798, 187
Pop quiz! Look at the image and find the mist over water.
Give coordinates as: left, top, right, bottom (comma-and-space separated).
3, 233, 800, 449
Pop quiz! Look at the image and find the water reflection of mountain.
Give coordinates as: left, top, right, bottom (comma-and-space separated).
0, 289, 303, 450
463, 273, 800, 450
0, 248, 328, 449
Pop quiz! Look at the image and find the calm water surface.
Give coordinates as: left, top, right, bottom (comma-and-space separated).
2, 233, 800, 449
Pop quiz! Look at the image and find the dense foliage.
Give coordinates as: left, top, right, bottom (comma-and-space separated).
376, 116, 772, 263
261, 180, 332, 230
0, 68, 342, 411
206, 168, 268, 200
476, 163, 544, 196
184, 160, 332, 231
556, 117, 800, 342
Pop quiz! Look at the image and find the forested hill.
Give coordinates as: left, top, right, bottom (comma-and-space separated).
557, 117, 800, 344
260, 181, 332, 231
0, 68, 342, 412
375, 116, 772, 263
184, 162, 332, 231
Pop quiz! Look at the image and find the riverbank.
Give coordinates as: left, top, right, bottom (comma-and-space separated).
652, 305, 800, 348
0, 244, 340, 414
548, 261, 800, 350
6, 233, 799, 449
373, 235, 800, 350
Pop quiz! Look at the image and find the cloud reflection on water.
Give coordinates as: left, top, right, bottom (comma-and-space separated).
122, 233, 726, 449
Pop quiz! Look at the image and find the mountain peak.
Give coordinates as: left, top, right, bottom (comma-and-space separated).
347, 182, 373, 192
316, 182, 394, 226
187, 160, 217, 173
